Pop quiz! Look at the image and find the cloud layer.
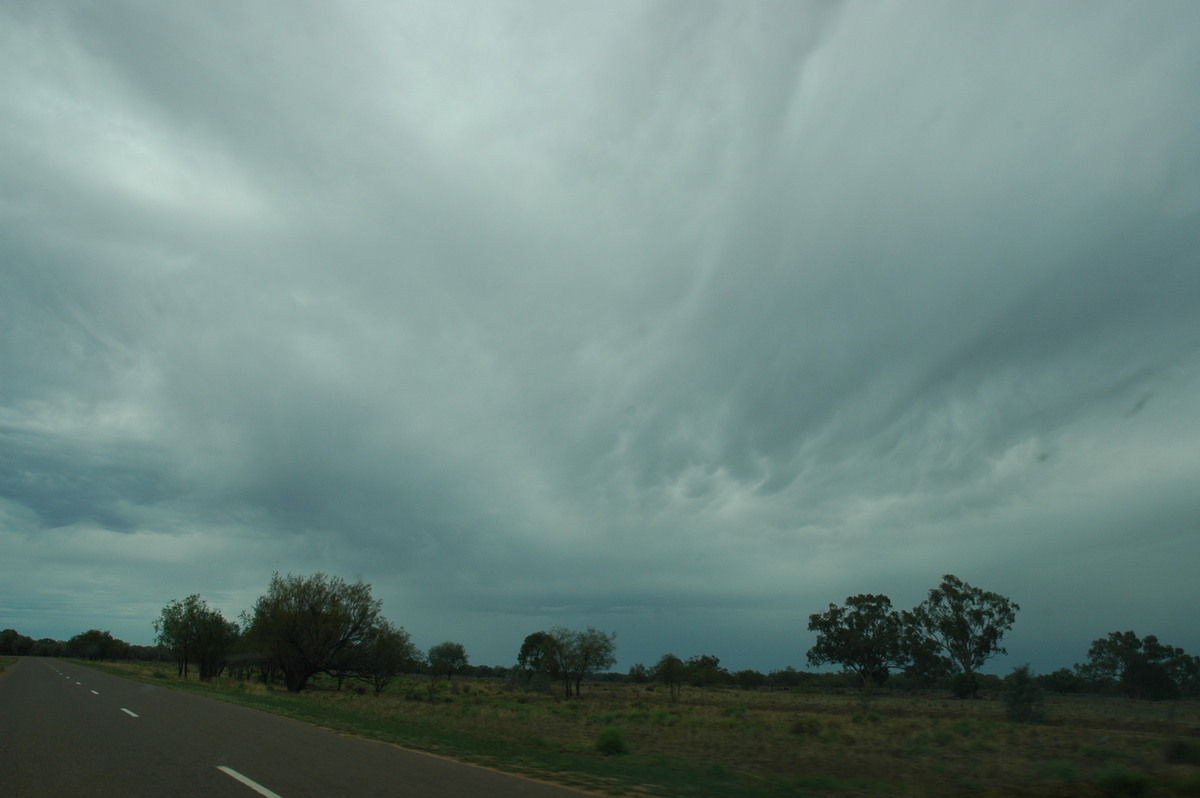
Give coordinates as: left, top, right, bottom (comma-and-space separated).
3, 0, 1199, 672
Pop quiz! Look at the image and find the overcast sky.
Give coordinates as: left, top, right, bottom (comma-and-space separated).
3, 1, 1199, 675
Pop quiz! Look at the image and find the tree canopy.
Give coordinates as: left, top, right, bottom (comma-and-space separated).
807, 593, 908, 688
245, 572, 383, 692
903, 574, 1019, 687
1080, 630, 1199, 700
154, 594, 239, 681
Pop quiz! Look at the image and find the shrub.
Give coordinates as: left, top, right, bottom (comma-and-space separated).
950, 672, 978, 699
789, 716, 822, 736
1165, 739, 1200, 766
1004, 664, 1046, 723
1098, 766, 1151, 797
594, 726, 629, 756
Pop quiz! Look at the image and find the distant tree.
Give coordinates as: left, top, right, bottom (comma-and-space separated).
156, 595, 239, 681
517, 631, 564, 694
734, 669, 767, 690
627, 663, 650, 684
685, 654, 728, 686
357, 621, 417, 694
0, 629, 35, 656
245, 572, 383, 692
1080, 631, 1196, 700
807, 593, 908, 689
427, 641, 469, 681
768, 666, 803, 688
32, 638, 64, 657
655, 653, 687, 702
555, 627, 617, 698
64, 629, 128, 661
903, 575, 1019, 696
1038, 667, 1092, 694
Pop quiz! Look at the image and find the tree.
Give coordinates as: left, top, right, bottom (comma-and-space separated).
427, 641, 468, 681
903, 574, 1019, 695
156, 595, 240, 681
655, 653, 687, 702
555, 627, 617, 698
358, 621, 417, 694
517, 631, 564, 694
245, 572, 383, 692
734, 669, 767, 690
516, 628, 616, 698
684, 654, 728, 687
807, 593, 908, 689
0, 629, 34, 656
1080, 631, 1195, 700
64, 629, 128, 661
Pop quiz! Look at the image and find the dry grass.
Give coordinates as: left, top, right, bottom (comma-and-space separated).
79, 662, 1200, 797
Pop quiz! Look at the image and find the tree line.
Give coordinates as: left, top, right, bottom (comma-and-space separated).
801, 574, 1200, 700
4, 571, 1196, 701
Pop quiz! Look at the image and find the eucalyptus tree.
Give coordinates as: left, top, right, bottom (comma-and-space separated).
807, 593, 908, 689
903, 574, 1019, 696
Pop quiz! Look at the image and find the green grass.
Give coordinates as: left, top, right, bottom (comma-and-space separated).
72, 660, 1200, 797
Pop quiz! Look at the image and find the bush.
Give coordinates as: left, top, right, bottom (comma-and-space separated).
1165, 739, 1200, 766
594, 726, 629, 756
1004, 664, 1046, 723
950, 672, 978, 699
1098, 766, 1151, 797
790, 716, 822, 736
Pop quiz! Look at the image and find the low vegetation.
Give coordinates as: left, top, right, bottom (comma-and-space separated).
77, 659, 1200, 797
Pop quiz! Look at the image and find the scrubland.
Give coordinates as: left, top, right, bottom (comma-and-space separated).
78, 660, 1200, 797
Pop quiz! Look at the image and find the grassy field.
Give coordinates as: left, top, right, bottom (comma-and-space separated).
74, 660, 1200, 797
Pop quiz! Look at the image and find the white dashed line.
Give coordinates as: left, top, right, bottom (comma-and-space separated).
120, 708, 138, 717
91, 690, 100, 695
217, 766, 284, 798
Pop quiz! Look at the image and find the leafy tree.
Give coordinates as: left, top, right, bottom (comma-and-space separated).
903, 574, 1019, 695
0, 629, 34, 656
685, 654, 728, 686
655, 653, 687, 702
64, 629, 129, 661
768, 666, 803, 688
627, 663, 650, 683
245, 572, 383, 692
1080, 631, 1195, 700
359, 621, 417, 694
807, 593, 908, 689
427, 641, 469, 681
555, 626, 617, 697
734, 669, 767, 690
155, 595, 239, 681
517, 631, 563, 693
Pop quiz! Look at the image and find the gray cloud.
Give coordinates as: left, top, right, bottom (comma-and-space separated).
2, 0, 1198, 672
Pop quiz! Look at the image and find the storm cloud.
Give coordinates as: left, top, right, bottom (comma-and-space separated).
3, 0, 1199, 672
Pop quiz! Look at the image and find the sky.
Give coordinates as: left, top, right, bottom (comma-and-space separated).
2, 0, 1199, 676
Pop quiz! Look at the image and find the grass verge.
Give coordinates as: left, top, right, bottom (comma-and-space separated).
72, 660, 1200, 797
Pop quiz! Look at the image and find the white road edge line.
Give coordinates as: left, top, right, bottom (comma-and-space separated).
217, 766, 284, 798
120, 708, 138, 717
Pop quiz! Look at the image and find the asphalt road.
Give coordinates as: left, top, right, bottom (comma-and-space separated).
0, 658, 593, 797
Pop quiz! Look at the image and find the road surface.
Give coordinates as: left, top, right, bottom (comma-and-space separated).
0, 657, 593, 797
